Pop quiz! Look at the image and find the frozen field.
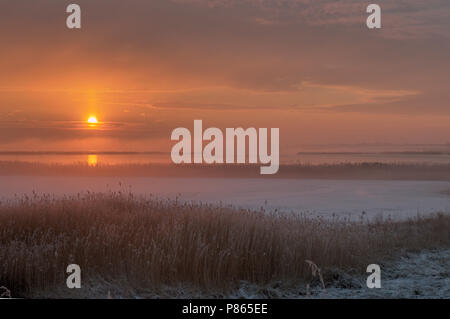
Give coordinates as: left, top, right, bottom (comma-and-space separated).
0, 176, 449, 220
227, 249, 450, 299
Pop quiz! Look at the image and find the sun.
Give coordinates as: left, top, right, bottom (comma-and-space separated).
87, 116, 98, 124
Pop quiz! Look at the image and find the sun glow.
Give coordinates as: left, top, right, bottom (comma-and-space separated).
87, 116, 98, 124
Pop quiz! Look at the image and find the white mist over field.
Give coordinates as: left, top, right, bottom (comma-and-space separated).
1, 176, 448, 220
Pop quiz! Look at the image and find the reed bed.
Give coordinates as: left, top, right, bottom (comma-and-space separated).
0, 191, 448, 297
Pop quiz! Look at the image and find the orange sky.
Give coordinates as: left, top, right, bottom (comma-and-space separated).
0, 0, 449, 153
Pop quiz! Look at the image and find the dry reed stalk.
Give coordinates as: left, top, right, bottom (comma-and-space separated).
305, 260, 326, 293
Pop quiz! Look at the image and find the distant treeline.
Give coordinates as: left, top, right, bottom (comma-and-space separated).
0, 161, 449, 181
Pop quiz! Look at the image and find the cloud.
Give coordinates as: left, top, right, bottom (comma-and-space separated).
0, 119, 171, 143
174, 0, 450, 39
143, 82, 420, 112
0, 0, 449, 146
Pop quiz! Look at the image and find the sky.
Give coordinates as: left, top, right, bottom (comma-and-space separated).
0, 0, 449, 153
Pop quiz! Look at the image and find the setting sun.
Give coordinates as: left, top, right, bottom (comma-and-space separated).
87, 116, 98, 124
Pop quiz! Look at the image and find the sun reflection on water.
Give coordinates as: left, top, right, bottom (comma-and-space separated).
87, 154, 98, 166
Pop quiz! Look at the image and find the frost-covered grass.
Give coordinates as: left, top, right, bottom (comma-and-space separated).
0, 192, 448, 298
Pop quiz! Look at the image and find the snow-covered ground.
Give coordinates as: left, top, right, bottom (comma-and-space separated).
220, 249, 450, 299
313, 249, 450, 299
0, 176, 449, 220
33, 249, 449, 299
136, 249, 450, 299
